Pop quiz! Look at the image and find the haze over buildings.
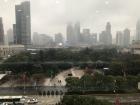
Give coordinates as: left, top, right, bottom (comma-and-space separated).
1, 0, 140, 38
0, 0, 140, 47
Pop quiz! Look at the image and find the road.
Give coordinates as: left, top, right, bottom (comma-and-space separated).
24, 95, 62, 105
23, 94, 140, 105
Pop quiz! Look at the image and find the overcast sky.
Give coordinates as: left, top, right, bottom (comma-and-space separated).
0, 0, 140, 38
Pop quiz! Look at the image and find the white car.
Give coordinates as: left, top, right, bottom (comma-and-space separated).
27, 98, 38, 104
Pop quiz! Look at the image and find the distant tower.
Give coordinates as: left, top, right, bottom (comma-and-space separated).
123, 28, 130, 47
74, 22, 81, 44
15, 1, 31, 45
55, 33, 63, 44
106, 22, 112, 45
116, 31, 123, 46
0, 17, 4, 45
7, 29, 14, 45
99, 31, 107, 45
82, 28, 91, 44
67, 23, 74, 46
136, 20, 140, 41
13, 24, 17, 44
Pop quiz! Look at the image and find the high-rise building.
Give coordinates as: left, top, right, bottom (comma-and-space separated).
74, 22, 81, 43
82, 28, 91, 44
7, 29, 14, 45
116, 31, 123, 46
33, 33, 53, 47
13, 24, 17, 44
99, 31, 107, 45
66, 22, 82, 46
14, 1, 31, 45
67, 23, 74, 46
123, 28, 130, 47
106, 22, 112, 45
55, 33, 63, 44
136, 20, 140, 41
0, 17, 4, 45
99, 22, 112, 45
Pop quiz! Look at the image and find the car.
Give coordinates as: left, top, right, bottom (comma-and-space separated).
27, 98, 38, 104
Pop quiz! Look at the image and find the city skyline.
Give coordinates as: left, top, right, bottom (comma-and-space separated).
0, 0, 140, 38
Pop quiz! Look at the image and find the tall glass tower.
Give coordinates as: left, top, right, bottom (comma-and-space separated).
15, 1, 31, 45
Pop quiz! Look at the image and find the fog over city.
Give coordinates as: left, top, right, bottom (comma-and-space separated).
0, 0, 140, 37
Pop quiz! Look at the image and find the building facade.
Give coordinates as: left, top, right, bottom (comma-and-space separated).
15, 1, 31, 45
136, 20, 140, 41
106, 22, 112, 45
0, 45, 25, 58
0, 17, 4, 45
55, 33, 64, 44
116, 31, 123, 46
123, 28, 130, 47
99, 22, 112, 45
67, 23, 74, 46
7, 29, 14, 45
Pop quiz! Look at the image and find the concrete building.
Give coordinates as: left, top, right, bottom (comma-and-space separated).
116, 31, 123, 46
99, 22, 112, 45
74, 22, 81, 43
33, 33, 54, 47
123, 28, 130, 47
130, 41, 140, 54
0, 17, 4, 45
82, 28, 90, 44
6, 29, 14, 45
0, 45, 25, 58
66, 23, 75, 46
13, 24, 16, 44
66, 22, 81, 46
106, 22, 112, 45
14, 1, 31, 45
136, 20, 140, 41
55, 33, 64, 45
99, 31, 107, 45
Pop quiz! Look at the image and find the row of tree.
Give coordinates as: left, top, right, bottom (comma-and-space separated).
1, 48, 140, 76
66, 73, 140, 93
57, 95, 113, 105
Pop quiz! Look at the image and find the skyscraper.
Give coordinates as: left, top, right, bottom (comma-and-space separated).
82, 28, 91, 44
74, 22, 81, 43
66, 22, 81, 46
99, 31, 107, 45
67, 23, 74, 46
99, 22, 112, 45
7, 29, 14, 45
136, 20, 140, 41
13, 24, 17, 44
106, 22, 112, 45
123, 28, 130, 47
0, 17, 4, 45
15, 1, 31, 45
116, 31, 123, 46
